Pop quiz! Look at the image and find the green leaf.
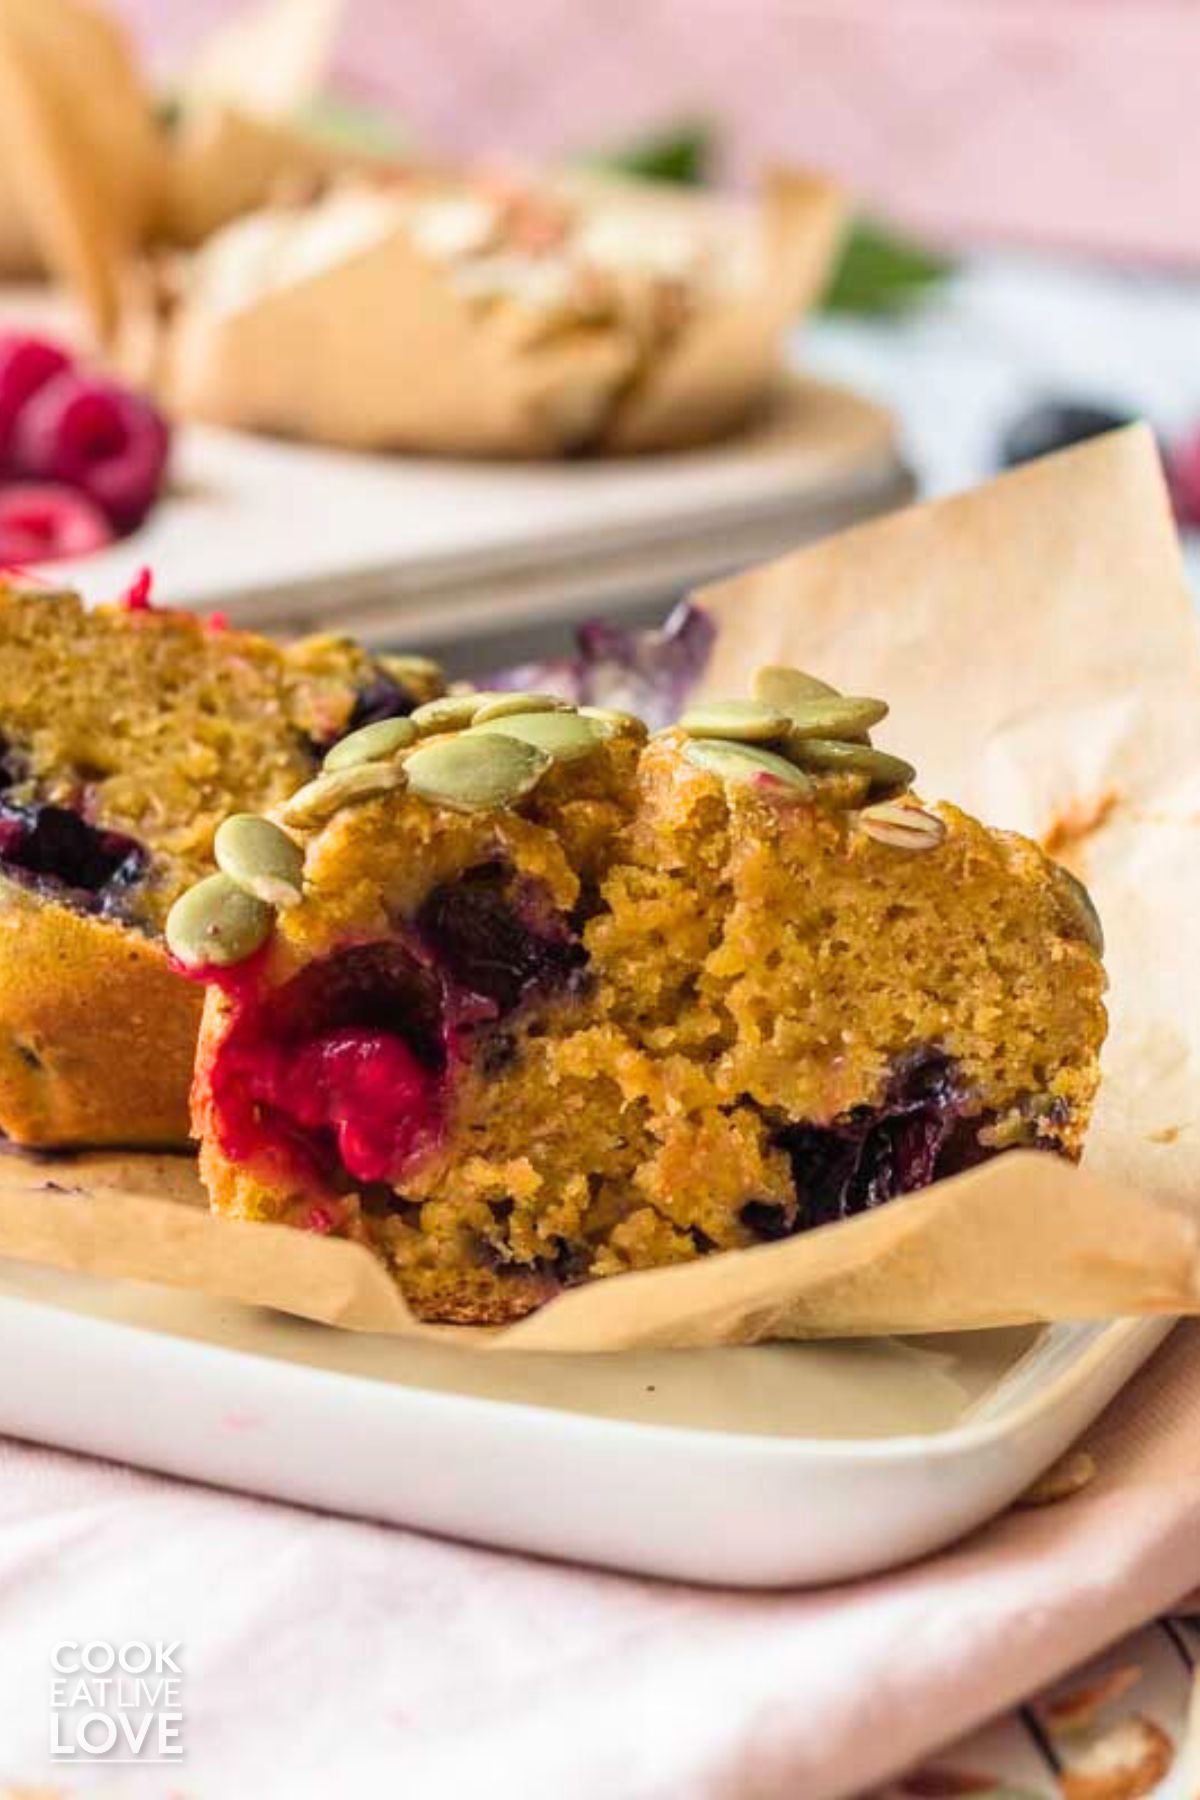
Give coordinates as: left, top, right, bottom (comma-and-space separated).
297, 93, 411, 159
821, 216, 956, 316
580, 119, 716, 187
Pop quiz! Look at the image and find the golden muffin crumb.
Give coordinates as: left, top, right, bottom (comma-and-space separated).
0, 584, 443, 1145
191, 698, 1107, 1325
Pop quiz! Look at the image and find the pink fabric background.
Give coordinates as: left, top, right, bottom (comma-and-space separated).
0, 1324, 1198, 1794
112, 0, 1200, 262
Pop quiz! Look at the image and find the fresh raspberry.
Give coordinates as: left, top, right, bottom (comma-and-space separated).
0, 336, 73, 462
1166, 430, 1200, 528
13, 372, 170, 532
0, 483, 113, 564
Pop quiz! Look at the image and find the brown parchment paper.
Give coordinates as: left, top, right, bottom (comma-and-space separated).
2, 426, 1200, 1350
0, 0, 162, 332
0, 0, 843, 455
0, 0, 388, 297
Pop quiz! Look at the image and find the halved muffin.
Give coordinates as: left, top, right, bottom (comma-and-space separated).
184, 672, 1108, 1324
0, 582, 441, 1146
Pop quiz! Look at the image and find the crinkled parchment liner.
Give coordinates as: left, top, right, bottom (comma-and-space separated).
1, 428, 1199, 1350
161, 0, 387, 248
0, 0, 162, 328
0, 0, 389, 306
0, 3, 844, 455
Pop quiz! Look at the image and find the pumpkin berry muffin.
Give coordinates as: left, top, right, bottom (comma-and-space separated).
181, 670, 1108, 1325
0, 580, 442, 1147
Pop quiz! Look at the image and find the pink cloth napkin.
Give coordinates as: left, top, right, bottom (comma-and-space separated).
0, 1324, 1198, 1796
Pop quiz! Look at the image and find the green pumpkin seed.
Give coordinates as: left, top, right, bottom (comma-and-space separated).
214, 814, 305, 907
783, 696, 888, 743
1050, 864, 1105, 956
682, 737, 814, 795
788, 738, 915, 793
411, 694, 483, 736
471, 711, 606, 764
858, 799, 946, 851
470, 691, 572, 723
753, 665, 841, 711
323, 716, 417, 770
406, 732, 550, 811
578, 706, 648, 738
377, 652, 442, 685
678, 698, 792, 743
281, 762, 407, 828
165, 873, 274, 969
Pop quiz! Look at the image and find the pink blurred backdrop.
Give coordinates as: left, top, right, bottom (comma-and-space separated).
113, 0, 1200, 262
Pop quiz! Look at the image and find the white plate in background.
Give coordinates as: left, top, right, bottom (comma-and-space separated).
39, 376, 908, 658
0, 1254, 1168, 1588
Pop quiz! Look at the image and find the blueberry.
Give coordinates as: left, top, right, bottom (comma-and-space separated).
772, 1051, 971, 1232
738, 1199, 794, 1241
416, 864, 586, 1017
999, 400, 1136, 470
345, 672, 418, 733
0, 799, 147, 916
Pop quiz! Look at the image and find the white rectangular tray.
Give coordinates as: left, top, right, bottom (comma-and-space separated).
0, 1253, 1169, 1587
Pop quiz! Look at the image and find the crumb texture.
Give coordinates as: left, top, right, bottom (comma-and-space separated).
196, 729, 1108, 1324
0, 586, 439, 1146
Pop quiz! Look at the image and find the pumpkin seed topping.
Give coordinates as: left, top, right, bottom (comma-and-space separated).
783, 696, 889, 743
470, 691, 572, 723
405, 732, 550, 811
678, 699, 792, 743
411, 694, 484, 736
471, 710, 606, 764
214, 814, 305, 906
682, 738, 815, 794
753, 665, 841, 710
323, 717, 417, 770
858, 799, 947, 852
165, 873, 274, 970
1050, 864, 1105, 956
377, 652, 442, 684
788, 738, 916, 793
281, 762, 407, 828
578, 706, 649, 738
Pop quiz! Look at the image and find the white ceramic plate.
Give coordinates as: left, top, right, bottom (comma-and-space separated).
0, 1255, 1169, 1587
35, 376, 907, 659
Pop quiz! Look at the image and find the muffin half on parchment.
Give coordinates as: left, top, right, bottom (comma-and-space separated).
180, 672, 1108, 1324
0, 583, 441, 1147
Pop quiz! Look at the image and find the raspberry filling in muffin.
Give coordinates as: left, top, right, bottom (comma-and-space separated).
181, 672, 1108, 1326
201, 867, 587, 1191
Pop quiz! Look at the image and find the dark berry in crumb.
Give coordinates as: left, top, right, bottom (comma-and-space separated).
0, 799, 146, 914
13, 372, 170, 532
417, 866, 586, 1017
346, 672, 417, 732
767, 1052, 981, 1237
738, 1199, 793, 1241
999, 399, 1135, 470
0, 483, 113, 564
0, 336, 73, 461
